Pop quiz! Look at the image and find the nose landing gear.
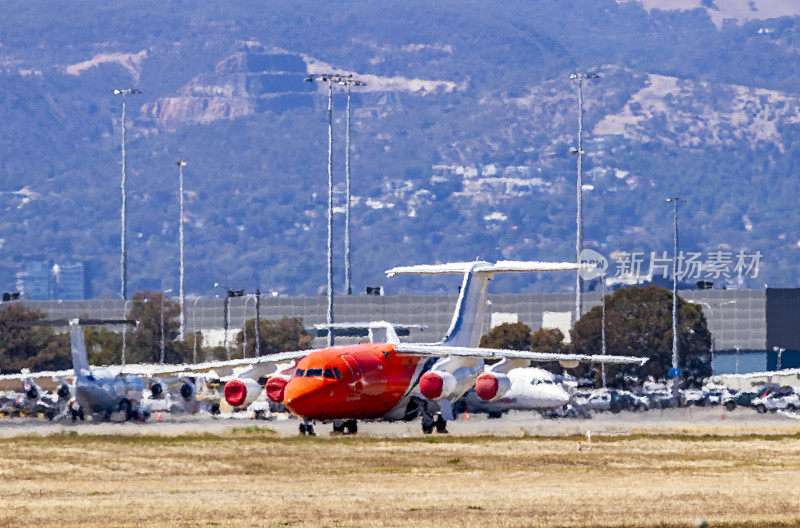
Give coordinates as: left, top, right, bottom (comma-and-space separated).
332, 419, 358, 435
299, 418, 316, 436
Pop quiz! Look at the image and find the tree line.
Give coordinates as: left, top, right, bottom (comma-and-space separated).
0, 290, 312, 373
480, 285, 712, 387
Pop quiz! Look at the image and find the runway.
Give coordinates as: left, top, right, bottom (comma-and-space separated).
1, 407, 798, 438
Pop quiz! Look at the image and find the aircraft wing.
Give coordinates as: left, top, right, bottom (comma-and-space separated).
0, 369, 75, 381
394, 344, 648, 366
113, 349, 314, 377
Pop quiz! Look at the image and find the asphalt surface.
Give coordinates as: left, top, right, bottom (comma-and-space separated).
1, 406, 799, 438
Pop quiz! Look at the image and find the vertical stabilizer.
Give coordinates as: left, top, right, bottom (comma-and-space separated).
69, 319, 91, 377
386, 260, 584, 348
441, 263, 492, 347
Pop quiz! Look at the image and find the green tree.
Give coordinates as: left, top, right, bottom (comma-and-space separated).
479, 322, 532, 350
126, 291, 186, 364
529, 328, 573, 373
84, 326, 123, 366
236, 317, 313, 357
530, 328, 568, 354
0, 303, 70, 373
571, 285, 711, 387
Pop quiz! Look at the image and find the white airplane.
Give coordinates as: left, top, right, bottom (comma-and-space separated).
459, 367, 571, 418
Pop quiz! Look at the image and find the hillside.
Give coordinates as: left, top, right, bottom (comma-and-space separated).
0, 0, 799, 297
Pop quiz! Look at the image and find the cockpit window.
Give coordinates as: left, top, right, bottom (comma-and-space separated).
333, 367, 343, 379
295, 369, 305, 377
306, 368, 323, 377
323, 368, 335, 379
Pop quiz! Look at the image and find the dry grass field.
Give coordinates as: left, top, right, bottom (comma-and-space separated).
1, 429, 799, 528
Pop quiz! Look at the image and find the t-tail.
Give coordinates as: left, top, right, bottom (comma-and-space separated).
68, 319, 92, 378
386, 261, 584, 347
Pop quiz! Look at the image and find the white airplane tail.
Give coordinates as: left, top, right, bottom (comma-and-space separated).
386, 261, 584, 347
68, 320, 91, 377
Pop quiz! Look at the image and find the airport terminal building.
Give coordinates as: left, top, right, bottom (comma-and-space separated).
15, 287, 800, 376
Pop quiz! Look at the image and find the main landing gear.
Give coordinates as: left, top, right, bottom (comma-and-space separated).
331, 419, 358, 435
299, 418, 316, 436
421, 407, 449, 435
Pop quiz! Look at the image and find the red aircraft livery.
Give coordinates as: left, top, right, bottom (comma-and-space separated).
133, 261, 649, 434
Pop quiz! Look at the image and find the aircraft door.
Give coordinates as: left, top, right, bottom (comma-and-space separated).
342, 354, 364, 396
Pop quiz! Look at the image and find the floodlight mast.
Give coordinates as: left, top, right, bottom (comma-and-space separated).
113, 88, 140, 366
176, 159, 187, 340
305, 73, 349, 346
666, 196, 686, 395
339, 77, 366, 296
569, 73, 599, 323
601, 273, 607, 388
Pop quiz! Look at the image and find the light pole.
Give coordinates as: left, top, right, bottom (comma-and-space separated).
735, 346, 741, 374
339, 77, 366, 296
600, 274, 607, 388
121, 299, 131, 365
305, 73, 348, 346
113, 88, 141, 302
176, 159, 187, 340
255, 288, 261, 357
160, 289, 172, 364
191, 296, 201, 363
241, 294, 251, 358
215, 284, 243, 360
666, 196, 686, 394
569, 73, 598, 323
773, 346, 785, 370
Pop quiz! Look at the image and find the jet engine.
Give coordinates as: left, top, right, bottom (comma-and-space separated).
56, 383, 71, 400
474, 372, 512, 402
223, 378, 261, 408
150, 382, 164, 398
23, 382, 39, 401
265, 375, 290, 403
419, 371, 460, 401
179, 381, 196, 401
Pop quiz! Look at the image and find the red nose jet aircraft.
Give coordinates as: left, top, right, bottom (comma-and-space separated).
148, 260, 648, 434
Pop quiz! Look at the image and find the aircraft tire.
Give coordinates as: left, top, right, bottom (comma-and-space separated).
344, 419, 358, 435
487, 411, 503, 419
120, 399, 133, 421
434, 414, 449, 434
724, 401, 736, 412
299, 423, 307, 435
421, 405, 435, 434
756, 404, 767, 414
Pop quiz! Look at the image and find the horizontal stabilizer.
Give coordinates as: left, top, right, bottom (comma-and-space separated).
312, 322, 426, 338
4, 318, 137, 328
386, 260, 587, 277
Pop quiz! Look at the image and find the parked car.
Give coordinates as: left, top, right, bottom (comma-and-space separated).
752, 390, 799, 413
641, 389, 681, 409
722, 390, 760, 412
684, 388, 707, 406
615, 389, 650, 411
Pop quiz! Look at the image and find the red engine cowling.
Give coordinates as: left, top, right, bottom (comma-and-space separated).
419, 371, 457, 401
223, 378, 261, 408
265, 376, 289, 403
475, 372, 511, 402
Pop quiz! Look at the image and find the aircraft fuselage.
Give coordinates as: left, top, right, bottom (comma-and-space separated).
283, 343, 426, 420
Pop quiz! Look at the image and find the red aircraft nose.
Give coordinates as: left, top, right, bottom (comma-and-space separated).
284, 377, 328, 418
